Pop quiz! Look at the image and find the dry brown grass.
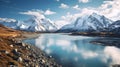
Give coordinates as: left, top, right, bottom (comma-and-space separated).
0, 24, 21, 38
0, 24, 23, 67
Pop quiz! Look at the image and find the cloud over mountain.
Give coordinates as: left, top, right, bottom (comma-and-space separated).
59, 3, 69, 9
0, 18, 16, 22
78, 0, 89, 3
44, 9, 56, 15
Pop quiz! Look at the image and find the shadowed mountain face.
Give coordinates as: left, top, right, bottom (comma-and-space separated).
108, 20, 120, 34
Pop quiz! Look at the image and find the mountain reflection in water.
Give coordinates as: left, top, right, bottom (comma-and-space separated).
24, 34, 120, 67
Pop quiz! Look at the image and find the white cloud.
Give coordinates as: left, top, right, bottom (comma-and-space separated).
103, 46, 120, 65
98, 0, 120, 21
61, 12, 75, 21
77, 0, 120, 21
74, 8, 98, 17
34, 33, 120, 66
55, 12, 76, 29
20, 10, 45, 19
44, 9, 56, 15
72, 5, 80, 10
55, 8, 98, 29
57, 0, 120, 27
81, 50, 98, 59
55, 20, 68, 29
56, 0, 60, 2
78, 0, 89, 3
19, 0, 120, 28
0, 18, 16, 22
59, 3, 69, 9
20, 9, 56, 19
56, 40, 71, 47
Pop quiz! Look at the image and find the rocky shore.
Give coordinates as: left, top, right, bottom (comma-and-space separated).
0, 36, 61, 67
0, 24, 61, 67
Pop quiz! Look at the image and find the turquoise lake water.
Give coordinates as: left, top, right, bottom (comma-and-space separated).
24, 33, 120, 67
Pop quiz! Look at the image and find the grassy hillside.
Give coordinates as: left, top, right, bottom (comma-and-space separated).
0, 24, 21, 38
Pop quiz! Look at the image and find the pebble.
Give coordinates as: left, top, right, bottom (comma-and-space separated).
42, 59, 46, 63
10, 44, 14, 47
0, 38, 61, 67
18, 57, 22, 62
15, 42, 25, 47
8, 62, 18, 67
24, 59, 30, 63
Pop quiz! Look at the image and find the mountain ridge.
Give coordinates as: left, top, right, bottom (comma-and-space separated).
0, 16, 57, 32
0, 13, 120, 33
58, 13, 116, 33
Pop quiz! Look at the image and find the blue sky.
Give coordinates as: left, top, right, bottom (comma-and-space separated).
0, 0, 105, 20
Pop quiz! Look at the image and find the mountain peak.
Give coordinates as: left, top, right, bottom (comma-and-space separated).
0, 16, 57, 32
90, 12, 102, 18
91, 12, 98, 16
58, 13, 113, 32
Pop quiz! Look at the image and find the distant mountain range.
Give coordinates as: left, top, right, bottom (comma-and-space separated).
58, 13, 111, 32
0, 13, 120, 33
58, 13, 120, 33
0, 16, 57, 32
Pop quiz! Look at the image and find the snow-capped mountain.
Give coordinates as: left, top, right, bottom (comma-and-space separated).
109, 20, 120, 29
58, 13, 113, 32
1, 13, 120, 33
0, 16, 57, 32
18, 16, 57, 32
0, 19, 19, 29
109, 20, 120, 33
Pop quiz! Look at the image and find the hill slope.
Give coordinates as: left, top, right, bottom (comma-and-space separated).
0, 24, 21, 37
0, 24, 60, 67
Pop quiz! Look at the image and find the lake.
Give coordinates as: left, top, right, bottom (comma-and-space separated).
24, 33, 120, 67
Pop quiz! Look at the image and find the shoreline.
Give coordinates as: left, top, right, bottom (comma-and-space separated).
0, 32, 61, 67
69, 32, 120, 38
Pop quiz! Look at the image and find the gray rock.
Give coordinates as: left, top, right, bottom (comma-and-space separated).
9, 65, 18, 67
0, 50, 9, 54
18, 57, 22, 62
23, 59, 30, 63
12, 49, 21, 56
8, 62, 17, 67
